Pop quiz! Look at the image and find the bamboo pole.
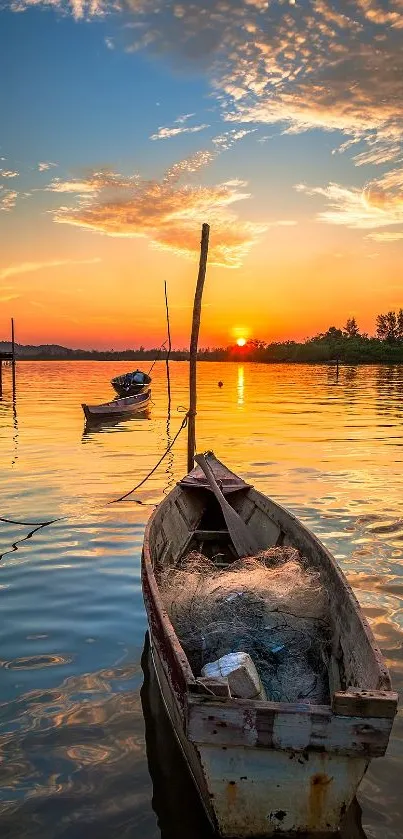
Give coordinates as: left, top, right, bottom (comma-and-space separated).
187, 223, 210, 473
164, 280, 172, 412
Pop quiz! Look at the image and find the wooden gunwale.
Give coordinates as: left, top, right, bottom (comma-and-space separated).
142, 487, 197, 709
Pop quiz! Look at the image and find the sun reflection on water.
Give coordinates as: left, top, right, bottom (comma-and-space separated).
237, 364, 244, 406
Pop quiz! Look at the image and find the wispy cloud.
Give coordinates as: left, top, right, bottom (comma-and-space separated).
296, 168, 403, 231
46, 178, 100, 194
10, 0, 105, 21
0, 257, 101, 281
38, 161, 57, 172
50, 152, 268, 267
352, 144, 402, 167
175, 113, 196, 125
367, 231, 403, 242
0, 293, 20, 303
212, 128, 257, 151
0, 169, 19, 178
0, 189, 18, 211
150, 123, 209, 140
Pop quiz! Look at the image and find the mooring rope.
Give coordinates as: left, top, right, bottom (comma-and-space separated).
0, 516, 60, 527
0, 521, 54, 563
0, 412, 189, 532
109, 413, 188, 503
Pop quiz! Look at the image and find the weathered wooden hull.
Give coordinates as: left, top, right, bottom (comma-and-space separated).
149, 625, 369, 837
142, 454, 398, 837
82, 388, 151, 420
191, 742, 367, 837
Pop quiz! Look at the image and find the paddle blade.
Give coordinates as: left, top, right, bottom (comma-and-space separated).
194, 453, 260, 557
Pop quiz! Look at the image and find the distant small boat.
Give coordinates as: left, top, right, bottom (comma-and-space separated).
82, 388, 151, 421
111, 369, 151, 397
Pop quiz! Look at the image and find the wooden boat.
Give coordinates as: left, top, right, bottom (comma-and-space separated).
111, 369, 151, 397
82, 388, 151, 421
142, 451, 398, 838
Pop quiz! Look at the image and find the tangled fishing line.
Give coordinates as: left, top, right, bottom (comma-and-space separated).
159, 547, 331, 704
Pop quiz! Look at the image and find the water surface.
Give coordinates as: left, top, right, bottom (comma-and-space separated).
0, 361, 402, 838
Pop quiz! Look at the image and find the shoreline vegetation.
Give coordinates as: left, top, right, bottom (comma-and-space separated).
3, 314, 403, 364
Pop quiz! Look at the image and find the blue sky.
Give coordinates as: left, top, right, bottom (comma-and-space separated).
1, 10, 209, 170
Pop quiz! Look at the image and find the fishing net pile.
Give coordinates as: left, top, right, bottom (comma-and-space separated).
159, 547, 331, 704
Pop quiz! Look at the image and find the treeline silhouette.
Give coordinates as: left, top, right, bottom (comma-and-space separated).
2, 311, 403, 363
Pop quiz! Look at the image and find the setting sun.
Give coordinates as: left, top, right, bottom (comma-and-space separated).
236, 337, 247, 347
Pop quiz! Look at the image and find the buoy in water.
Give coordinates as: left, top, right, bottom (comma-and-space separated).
218, 381, 223, 388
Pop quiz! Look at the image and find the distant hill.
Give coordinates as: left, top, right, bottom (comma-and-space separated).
0, 342, 78, 358
0, 341, 189, 361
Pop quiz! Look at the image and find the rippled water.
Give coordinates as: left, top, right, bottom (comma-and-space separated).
0, 361, 402, 838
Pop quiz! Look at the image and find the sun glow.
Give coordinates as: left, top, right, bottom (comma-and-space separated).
236, 337, 247, 347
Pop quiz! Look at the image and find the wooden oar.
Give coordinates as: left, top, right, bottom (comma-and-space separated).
194, 453, 260, 557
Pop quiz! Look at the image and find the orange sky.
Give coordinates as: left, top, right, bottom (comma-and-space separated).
1, 219, 401, 349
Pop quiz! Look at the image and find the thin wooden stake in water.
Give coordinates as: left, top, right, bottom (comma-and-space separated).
187, 223, 210, 473
11, 317, 16, 395
164, 280, 172, 412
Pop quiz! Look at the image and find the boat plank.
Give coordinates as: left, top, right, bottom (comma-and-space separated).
193, 529, 230, 541
242, 505, 281, 548
187, 697, 395, 757
332, 689, 398, 719
328, 656, 342, 695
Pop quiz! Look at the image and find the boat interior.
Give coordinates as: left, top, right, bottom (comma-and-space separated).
147, 462, 392, 697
